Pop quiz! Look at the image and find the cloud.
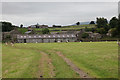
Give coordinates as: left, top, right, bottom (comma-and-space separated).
1, 2, 118, 26
1, 0, 120, 2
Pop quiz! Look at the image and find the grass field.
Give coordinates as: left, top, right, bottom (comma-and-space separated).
2, 42, 118, 78
17, 24, 95, 34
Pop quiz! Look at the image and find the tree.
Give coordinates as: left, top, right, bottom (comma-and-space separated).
42, 28, 50, 34
20, 24, 23, 28
76, 22, 80, 25
1, 22, 14, 32
52, 25, 61, 28
108, 16, 120, 37
109, 28, 118, 37
96, 17, 108, 29
96, 28, 106, 34
109, 17, 118, 28
117, 14, 120, 33
85, 27, 95, 32
89, 21, 95, 24
82, 33, 89, 38
119, 14, 120, 20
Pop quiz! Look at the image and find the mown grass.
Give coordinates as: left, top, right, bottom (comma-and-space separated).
2, 44, 42, 78
2, 43, 79, 78
52, 42, 118, 78
2, 42, 118, 78
43, 50, 80, 78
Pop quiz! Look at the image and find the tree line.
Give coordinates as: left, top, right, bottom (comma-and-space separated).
1, 22, 18, 32
85, 16, 120, 37
1, 15, 120, 38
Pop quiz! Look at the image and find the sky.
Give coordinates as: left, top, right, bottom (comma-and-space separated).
1, 1, 119, 27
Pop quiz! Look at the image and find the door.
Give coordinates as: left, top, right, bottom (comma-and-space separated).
24, 39, 26, 43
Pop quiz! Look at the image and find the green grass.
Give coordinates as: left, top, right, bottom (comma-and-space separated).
44, 50, 79, 78
2, 42, 118, 78
2, 43, 79, 78
35, 24, 95, 31
17, 24, 95, 34
62, 24, 95, 28
52, 42, 118, 78
17, 28, 28, 34
2, 44, 42, 78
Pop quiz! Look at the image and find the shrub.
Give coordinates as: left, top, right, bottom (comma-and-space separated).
96, 28, 106, 34
108, 28, 118, 37
82, 33, 89, 38
42, 28, 50, 34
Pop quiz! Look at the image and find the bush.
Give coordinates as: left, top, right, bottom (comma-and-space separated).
85, 27, 95, 32
42, 28, 50, 34
96, 28, 106, 34
82, 33, 89, 38
89, 21, 95, 24
108, 28, 118, 37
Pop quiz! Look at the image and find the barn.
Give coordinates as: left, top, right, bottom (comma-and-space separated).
17, 34, 77, 43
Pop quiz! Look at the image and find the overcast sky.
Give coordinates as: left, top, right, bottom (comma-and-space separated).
1, 2, 119, 27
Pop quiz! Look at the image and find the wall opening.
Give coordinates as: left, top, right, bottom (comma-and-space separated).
24, 39, 26, 43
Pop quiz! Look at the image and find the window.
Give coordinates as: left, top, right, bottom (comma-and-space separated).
58, 35, 60, 37
24, 36, 26, 38
39, 36, 41, 37
63, 35, 65, 37
29, 36, 31, 38
48, 36, 51, 38
34, 36, 36, 38
67, 35, 69, 37
21, 36, 23, 38
53, 35, 55, 37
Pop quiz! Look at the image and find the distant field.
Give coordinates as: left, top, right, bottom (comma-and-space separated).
17, 24, 95, 34
2, 42, 118, 78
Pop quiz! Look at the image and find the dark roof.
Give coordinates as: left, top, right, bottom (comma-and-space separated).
25, 31, 32, 34
17, 34, 76, 39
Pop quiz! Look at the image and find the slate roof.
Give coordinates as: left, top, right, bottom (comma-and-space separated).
25, 31, 32, 34
17, 34, 76, 39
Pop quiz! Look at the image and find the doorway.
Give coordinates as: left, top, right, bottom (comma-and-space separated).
24, 39, 26, 43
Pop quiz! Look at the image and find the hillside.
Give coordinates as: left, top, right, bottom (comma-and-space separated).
17, 24, 96, 34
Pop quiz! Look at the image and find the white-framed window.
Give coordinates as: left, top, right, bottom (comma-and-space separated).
24, 36, 26, 38
58, 35, 60, 37
29, 36, 31, 38
67, 35, 69, 37
63, 35, 65, 37
53, 35, 55, 37
39, 36, 41, 37
48, 36, 51, 38
34, 36, 36, 38
44, 36, 46, 37
21, 36, 23, 38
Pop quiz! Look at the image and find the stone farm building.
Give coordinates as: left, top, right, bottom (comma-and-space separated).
17, 34, 77, 43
